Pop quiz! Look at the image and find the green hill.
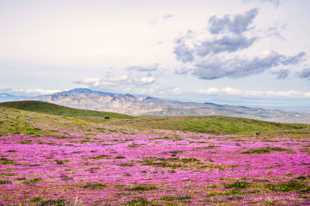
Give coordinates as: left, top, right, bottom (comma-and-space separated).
107, 116, 310, 137
0, 101, 309, 138
0, 101, 132, 120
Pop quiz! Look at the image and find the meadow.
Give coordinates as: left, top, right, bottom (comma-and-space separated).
0, 101, 309, 206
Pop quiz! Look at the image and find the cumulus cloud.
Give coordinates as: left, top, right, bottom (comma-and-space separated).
174, 8, 306, 80
298, 68, 310, 79
74, 65, 158, 89
191, 51, 305, 80
195, 35, 257, 57
282, 52, 306, 65
174, 9, 259, 63
174, 38, 194, 63
208, 8, 258, 35
272, 69, 290, 79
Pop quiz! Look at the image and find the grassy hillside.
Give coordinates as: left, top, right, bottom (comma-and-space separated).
107, 116, 310, 137
0, 101, 132, 120
0, 101, 133, 137
0, 101, 310, 138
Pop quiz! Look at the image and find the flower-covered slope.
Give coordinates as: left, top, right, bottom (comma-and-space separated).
0, 132, 309, 206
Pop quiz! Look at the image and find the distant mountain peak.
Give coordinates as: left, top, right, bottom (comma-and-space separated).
2, 87, 309, 123
51, 88, 116, 97
69, 88, 94, 93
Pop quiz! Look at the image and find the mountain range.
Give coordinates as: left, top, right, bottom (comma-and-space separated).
0, 93, 25, 102
1, 88, 309, 123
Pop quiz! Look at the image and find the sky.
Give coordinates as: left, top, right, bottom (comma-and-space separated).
0, 0, 310, 111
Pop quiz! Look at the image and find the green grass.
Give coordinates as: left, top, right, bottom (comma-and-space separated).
0, 102, 132, 137
124, 198, 152, 206
0, 100, 131, 120
207, 176, 310, 199
266, 179, 310, 193
160, 195, 191, 202
0, 157, 15, 165
225, 181, 250, 189
23, 177, 42, 185
0, 106, 44, 136
242, 147, 291, 154
29, 198, 78, 206
81, 182, 106, 190
108, 116, 310, 137
207, 189, 244, 197
142, 157, 225, 170
0, 173, 16, 177
126, 184, 157, 191
0, 101, 310, 138
37, 199, 66, 206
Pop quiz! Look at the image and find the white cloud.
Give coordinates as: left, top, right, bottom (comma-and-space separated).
74, 65, 159, 90
191, 51, 305, 80
243, 0, 282, 7
174, 8, 306, 80
208, 8, 258, 35
198, 87, 310, 98
298, 68, 310, 80
0, 88, 61, 96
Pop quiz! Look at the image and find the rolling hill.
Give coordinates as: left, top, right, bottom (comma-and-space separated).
0, 101, 132, 137
1, 101, 310, 137
0, 100, 132, 119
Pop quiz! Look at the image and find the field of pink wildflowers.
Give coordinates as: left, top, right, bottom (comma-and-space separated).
0, 131, 309, 205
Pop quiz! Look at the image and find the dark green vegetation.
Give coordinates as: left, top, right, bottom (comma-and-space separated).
0, 157, 15, 165
225, 181, 250, 189
124, 196, 192, 206
30, 197, 66, 206
204, 176, 310, 205
160, 195, 191, 202
1, 101, 310, 137
209, 177, 310, 196
266, 177, 310, 193
126, 184, 157, 191
0, 179, 12, 185
142, 157, 225, 170
55, 160, 69, 165
81, 182, 106, 190
23, 178, 42, 185
0, 101, 131, 120
124, 198, 151, 206
37, 199, 66, 206
243, 147, 291, 154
